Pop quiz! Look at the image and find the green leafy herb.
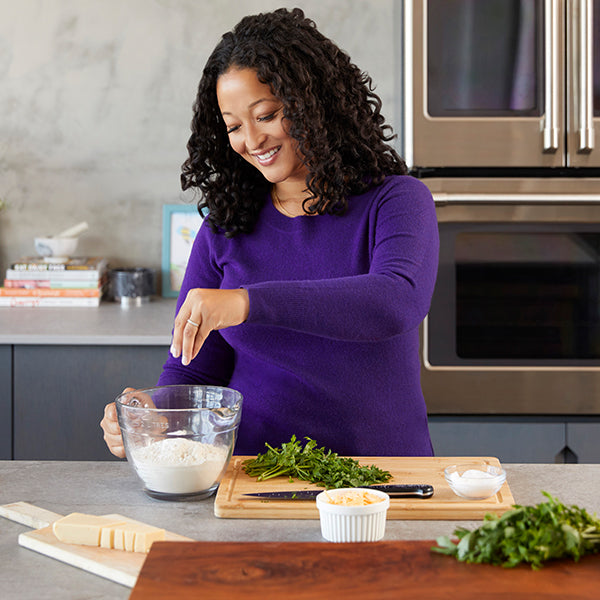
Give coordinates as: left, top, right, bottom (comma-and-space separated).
432, 492, 600, 569
242, 435, 392, 489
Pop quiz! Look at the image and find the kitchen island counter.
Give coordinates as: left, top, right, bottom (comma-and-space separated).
1, 460, 598, 599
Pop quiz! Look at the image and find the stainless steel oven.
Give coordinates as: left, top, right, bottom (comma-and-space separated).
402, 1, 600, 417
399, 1, 600, 466
403, 0, 600, 172
421, 178, 600, 415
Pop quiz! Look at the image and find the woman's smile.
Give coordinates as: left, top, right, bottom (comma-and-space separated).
253, 145, 281, 166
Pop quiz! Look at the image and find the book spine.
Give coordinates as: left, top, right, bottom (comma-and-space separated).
0, 287, 102, 298
9, 258, 107, 272
5, 269, 103, 281
0, 297, 101, 307
9, 264, 99, 271
10, 265, 66, 271
4, 279, 101, 290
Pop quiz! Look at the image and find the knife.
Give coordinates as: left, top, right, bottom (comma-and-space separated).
243, 484, 434, 500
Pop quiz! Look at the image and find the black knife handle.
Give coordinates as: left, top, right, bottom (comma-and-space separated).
362, 484, 434, 498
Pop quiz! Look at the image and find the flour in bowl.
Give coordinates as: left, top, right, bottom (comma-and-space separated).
130, 437, 229, 495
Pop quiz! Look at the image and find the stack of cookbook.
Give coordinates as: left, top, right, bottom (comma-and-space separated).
0, 257, 109, 307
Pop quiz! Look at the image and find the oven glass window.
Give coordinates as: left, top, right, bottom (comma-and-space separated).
456, 232, 600, 359
427, 0, 544, 117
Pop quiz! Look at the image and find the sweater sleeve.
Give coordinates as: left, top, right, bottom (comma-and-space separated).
245, 177, 439, 342
157, 220, 235, 386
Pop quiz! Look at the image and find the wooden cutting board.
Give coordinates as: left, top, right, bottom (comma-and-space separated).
130, 540, 600, 599
0, 501, 193, 588
214, 456, 515, 519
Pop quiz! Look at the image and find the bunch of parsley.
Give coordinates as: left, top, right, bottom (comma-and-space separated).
433, 492, 600, 569
242, 435, 392, 488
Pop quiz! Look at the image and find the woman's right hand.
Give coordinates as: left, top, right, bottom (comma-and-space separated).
100, 387, 133, 458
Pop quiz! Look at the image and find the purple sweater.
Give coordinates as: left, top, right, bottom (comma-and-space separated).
158, 175, 439, 456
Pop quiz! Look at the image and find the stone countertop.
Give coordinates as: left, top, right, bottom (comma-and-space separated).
0, 297, 177, 345
1, 460, 599, 599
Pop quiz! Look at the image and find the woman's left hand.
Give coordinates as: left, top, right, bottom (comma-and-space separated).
170, 287, 249, 366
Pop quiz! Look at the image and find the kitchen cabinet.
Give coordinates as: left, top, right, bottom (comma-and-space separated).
429, 416, 600, 464
0, 298, 176, 460
13, 345, 167, 460
0, 345, 11, 459
567, 422, 600, 463
8, 344, 600, 462
428, 417, 566, 463
2, 300, 599, 463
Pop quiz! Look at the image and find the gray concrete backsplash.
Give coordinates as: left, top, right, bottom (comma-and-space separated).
0, 0, 401, 288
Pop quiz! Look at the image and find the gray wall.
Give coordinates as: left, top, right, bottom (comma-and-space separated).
0, 0, 401, 283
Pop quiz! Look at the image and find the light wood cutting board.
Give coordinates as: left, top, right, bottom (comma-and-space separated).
214, 456, 515, 519
0, 501, 194, 588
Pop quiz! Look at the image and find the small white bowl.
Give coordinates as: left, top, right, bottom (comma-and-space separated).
34, 236, 79, 260
444, 463, 507, 501
316, 488, 390, 542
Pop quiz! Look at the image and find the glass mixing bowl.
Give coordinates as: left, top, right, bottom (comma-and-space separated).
116, 385, 243, 500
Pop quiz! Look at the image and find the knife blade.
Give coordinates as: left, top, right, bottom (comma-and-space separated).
243, 484, 434, 500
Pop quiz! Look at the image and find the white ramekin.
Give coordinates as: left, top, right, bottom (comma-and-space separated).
316, 488, 391, 542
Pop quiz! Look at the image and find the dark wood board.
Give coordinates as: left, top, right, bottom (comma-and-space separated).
130, 540, 600, 599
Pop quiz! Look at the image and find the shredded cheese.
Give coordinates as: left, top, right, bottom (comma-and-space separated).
323, 489, 384, 506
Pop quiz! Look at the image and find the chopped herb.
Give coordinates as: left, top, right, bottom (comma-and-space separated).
432, 492, 600, 569
242, 435, 392, 489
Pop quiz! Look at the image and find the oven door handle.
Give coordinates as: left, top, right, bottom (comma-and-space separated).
543, 0, 560, 152
576, 0, 595, 152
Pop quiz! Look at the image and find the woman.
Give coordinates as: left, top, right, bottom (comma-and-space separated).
101, 7, 439, 458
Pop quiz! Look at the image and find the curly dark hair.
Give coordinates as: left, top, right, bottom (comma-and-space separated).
181, 7, 407, 236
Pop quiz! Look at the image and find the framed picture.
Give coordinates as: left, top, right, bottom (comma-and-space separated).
161, 204, 204, 297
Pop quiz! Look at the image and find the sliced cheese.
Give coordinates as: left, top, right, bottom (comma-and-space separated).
124, 528, 136, 552
108, 522, 165, 552
52, 513, 126, 547
131, 523, 166, 553
52, 512, 165, 553
100, 520, 127, 549
112, 524, 127, 551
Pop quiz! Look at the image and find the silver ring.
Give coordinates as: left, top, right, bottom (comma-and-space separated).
187, 318, 200, 327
